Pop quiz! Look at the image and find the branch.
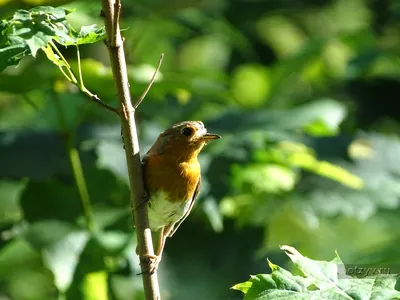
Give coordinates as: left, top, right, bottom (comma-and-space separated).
82, 87, 120, 115
101, 1, 161, 300
48, 41, 120, 115
133, 53, 164, 110
75, 44, 120, 115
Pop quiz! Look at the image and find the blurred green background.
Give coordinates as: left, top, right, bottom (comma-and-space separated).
1, 0, 400, 299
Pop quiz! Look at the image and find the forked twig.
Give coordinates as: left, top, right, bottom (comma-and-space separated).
133, 53, 164, 110
89, 93, 119, 115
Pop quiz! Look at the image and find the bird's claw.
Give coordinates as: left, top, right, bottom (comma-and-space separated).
138, 254, 160, 275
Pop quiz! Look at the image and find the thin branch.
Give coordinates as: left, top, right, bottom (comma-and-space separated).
75, 44, 119, 115
49, 40, 119, 115
101, 1, 161, 299
133, 53, 164, 110
82, 86, 120, 115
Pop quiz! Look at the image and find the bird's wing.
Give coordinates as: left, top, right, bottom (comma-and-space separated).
167, 177, 201, 238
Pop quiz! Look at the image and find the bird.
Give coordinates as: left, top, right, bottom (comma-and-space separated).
140, 121, 221, 273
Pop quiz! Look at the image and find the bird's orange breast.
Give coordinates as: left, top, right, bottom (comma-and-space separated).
143, 154, 201, 203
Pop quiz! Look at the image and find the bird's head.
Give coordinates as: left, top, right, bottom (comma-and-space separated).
148, 121, 221, 160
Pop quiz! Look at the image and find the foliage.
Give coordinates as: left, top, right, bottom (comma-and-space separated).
0, 0, 399, 299
233, 245, 400, 300
0, 6, 105, 70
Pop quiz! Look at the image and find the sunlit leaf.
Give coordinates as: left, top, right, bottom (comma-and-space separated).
0, 180, 26, 226
73, 25, 106, 45
207, 99, 347, 135
0, 6, 105, 70
231, 64, 270, 108
256, 16, 307, 57
232, 164, 297, 194
82, 271, 108, 300
202, 197, 223, 232
233, 246, 400, 300
178, 35, 231, 72
41, 44, 66, 67
24, 220, 90, 292
44, 230, 90, 292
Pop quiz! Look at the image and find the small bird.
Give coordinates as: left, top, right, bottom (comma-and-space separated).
141, 121, 220, 273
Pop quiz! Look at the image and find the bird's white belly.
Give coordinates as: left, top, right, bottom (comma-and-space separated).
148, 191, 191, 231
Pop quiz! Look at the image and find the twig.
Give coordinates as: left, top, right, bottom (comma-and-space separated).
75, 44, 120, 115
133, 53, 164, 110
48, 41, 119, 115
101, 1, 161, 300
82, 87, 120, 115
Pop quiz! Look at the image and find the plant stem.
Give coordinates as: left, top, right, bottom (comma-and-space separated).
76, 45, 85, 86
50, 41, 119, 115
52, 91, 94, 232
101, 1, 161, 299
49, 41, 77, 84
68, 146, 93, 231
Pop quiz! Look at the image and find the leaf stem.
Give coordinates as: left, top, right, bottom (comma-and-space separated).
68, 146, 93, 231
76, 45, 85, 87
49, 41, 77, 84
50, 41, 119, 115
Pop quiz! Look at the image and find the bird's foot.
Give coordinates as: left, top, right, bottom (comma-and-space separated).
139, 254, 161, 275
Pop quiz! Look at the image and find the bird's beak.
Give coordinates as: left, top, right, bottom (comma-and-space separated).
201, 132, 221, 141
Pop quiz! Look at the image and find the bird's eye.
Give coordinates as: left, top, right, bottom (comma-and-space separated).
181, 127, 193, 137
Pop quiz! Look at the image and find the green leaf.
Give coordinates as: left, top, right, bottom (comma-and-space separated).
25, 32, 51, 57
0, 130, 97, 179
0, 238, 55, 299
93, 231, 132, 255
0, 39, 29, 71
24, 220, 90, 292
207, 99, 347, 135
232, 164, 297, 194
73, 25, 106, 45
0, 6, 105, 70
233, 246, 400, 300
0, 180, 26, 226
41, 44, 66, 67
65, 237, 109, 299
231, 64, 270, 108
0, 60, 57, 94
178, 35, 231, 72
254, 141, 363, 190
82, 271, 108, 300
20, 180, 82, 223
305, 133, 400, 221
43, 230, 90, 292
202, 197, 223, 232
